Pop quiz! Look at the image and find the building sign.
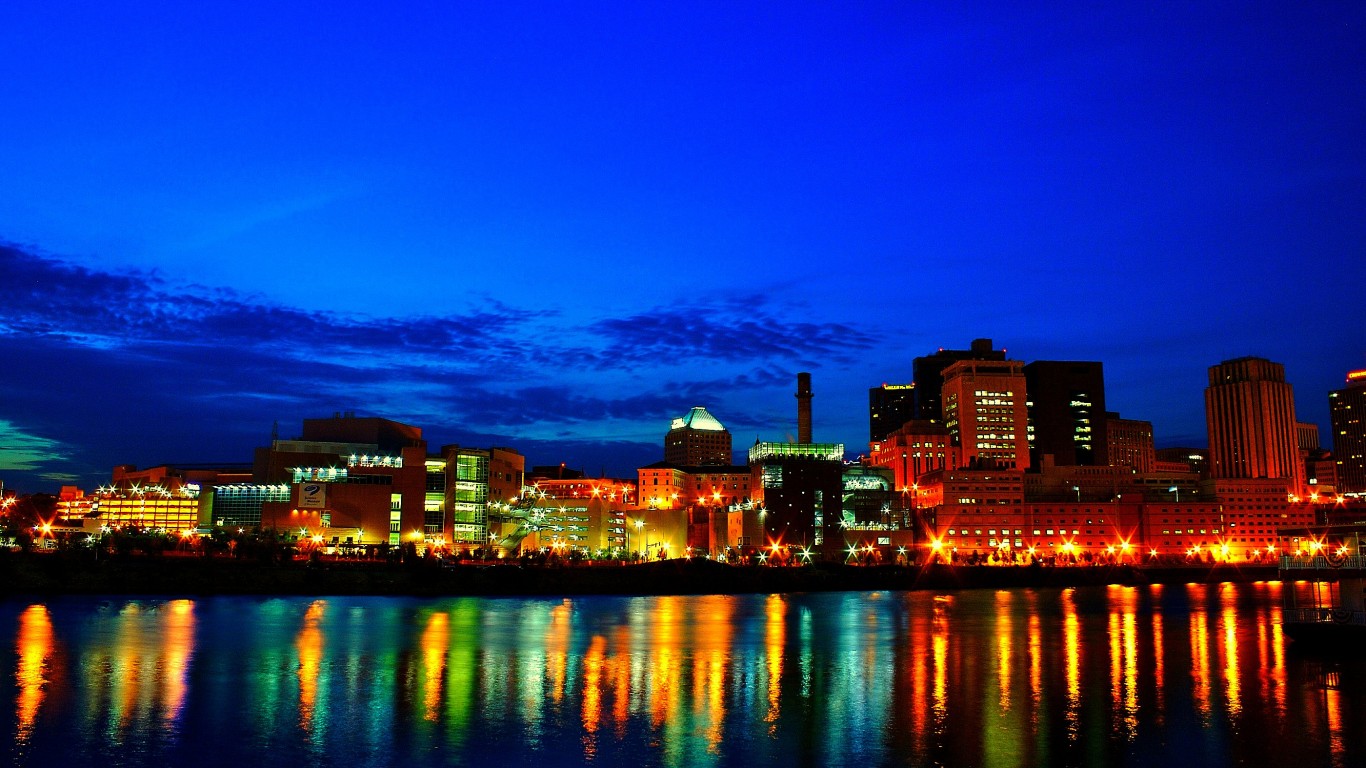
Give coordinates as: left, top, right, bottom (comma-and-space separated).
298, 482, 326, 509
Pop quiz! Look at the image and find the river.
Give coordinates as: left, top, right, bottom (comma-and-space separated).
3, 583, 1364, 767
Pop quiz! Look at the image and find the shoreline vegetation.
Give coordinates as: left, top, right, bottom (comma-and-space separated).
0, 551, 1282, 598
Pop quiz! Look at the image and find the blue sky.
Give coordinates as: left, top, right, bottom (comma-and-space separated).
1, 2, 1363, 491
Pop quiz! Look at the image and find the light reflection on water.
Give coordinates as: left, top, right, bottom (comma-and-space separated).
2, 583, 1364, 767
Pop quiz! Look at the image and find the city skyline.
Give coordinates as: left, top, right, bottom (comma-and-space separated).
2, 3, 1364, 491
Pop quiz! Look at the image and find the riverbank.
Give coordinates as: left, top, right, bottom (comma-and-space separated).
0, 551, 1282, 597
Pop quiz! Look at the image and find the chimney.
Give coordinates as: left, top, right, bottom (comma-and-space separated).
796, 372, 813, 444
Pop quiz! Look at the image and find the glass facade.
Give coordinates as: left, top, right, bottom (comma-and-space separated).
452, 452, 489, 544
425, 460, 446, 534
209, 484, 290, 528
748, 442, 844, 463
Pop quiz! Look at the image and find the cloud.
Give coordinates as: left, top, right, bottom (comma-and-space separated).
0, 420, 70, 472
589, 300, 880, 366
0, 242, 884, 490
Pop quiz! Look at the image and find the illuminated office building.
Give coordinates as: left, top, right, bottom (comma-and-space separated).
912, 338, 1005, 423
941, 359, 1030, 470
1105, 413, 1155, 473
1204, 357, 1305, 495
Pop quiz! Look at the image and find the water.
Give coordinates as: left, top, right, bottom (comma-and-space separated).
3, 583, 1364, 767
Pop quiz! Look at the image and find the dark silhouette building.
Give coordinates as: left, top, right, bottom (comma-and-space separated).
868, 383, 915, 442
1330, 370, 1366, 494
1023, 361, 1107, 467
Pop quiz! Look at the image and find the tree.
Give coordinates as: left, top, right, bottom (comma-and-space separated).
3, 493, 57, 532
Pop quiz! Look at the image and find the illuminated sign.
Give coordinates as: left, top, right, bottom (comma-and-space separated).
882, 383, 915, 391
1348, 370, 1366, 381
298, 483, 326, 509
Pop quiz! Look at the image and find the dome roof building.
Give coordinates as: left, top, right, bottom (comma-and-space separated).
665, 407, 733, 466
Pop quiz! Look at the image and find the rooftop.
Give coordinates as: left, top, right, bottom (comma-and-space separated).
669, 406, 727, 432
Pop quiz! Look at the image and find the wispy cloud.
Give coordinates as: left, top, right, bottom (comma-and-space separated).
0, 243, 883, 490
590, 301, 879, 366
0, 420, 69, 472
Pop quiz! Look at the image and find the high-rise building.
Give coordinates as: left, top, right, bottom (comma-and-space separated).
941, 359, 1030, 470
869, 383, 916, 442
1330, 370, 1366, 494
1023, 361, 1107, 466
1105, 413, 1155, 473
1296, 421, 1321, 451
664, 407, 733, 466
912, 339, 1006, 423
1204, 357, 1305, 494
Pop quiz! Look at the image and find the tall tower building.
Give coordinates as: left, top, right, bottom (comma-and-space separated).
664, 407, 732, 466
1204, 357, 1305, 493
1330, 370, 1366, 494
913, 339, 1006, 423
941, 359, 1030, 470
1023, 361, 1107, 466
868, 383, 916, 442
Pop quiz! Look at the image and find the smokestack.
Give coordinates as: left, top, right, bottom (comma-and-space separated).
796, 372, 813, 443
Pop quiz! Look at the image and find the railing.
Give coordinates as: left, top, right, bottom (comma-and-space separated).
1279, 554, 1365, 571
1282, 607, 1366, 627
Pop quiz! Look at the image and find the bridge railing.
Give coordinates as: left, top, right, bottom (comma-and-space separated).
1278, 554, 1365, 571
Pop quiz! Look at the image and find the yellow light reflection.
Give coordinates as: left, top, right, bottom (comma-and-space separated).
996, 591, 1011, 712
1151, 592, 1166, 722
648, 597, 682, 731
1219, 587, 1241, 717
1107, 586, 1139, 740
697, 595, 734, 754
931, 596, 951, 737
1027, 612, 1042, 729
15, 604, 54, 745
1265, 581, 1286, 715
764, 595, 785, 734
546, 600, 572, 705
1062, 588, 1080, 741
296, 600, 325, 732
161, 599, 196, 728
1187, 585, 1211, 721
421, 612, 449, 722
581, 634, 607, 760
1326, 685, 1345, 764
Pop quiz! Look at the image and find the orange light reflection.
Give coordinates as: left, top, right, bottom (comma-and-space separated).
15, 604, 54, 745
